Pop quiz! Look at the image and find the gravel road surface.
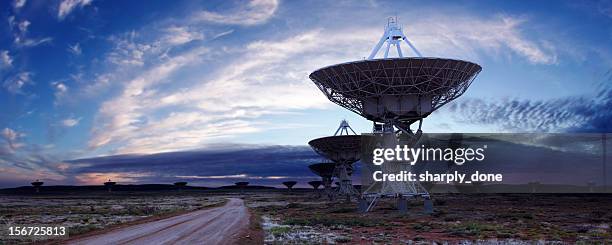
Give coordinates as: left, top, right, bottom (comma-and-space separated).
69, 198, 249, 245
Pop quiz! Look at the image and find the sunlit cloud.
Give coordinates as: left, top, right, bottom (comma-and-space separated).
85, 13, 561, 155
61, 117, 81, 127
13, 0, 27, 10
0, 50, 13, 69
194, 0, 279, 26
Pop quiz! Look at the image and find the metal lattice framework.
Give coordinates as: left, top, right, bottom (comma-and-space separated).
310, 58, 481, 124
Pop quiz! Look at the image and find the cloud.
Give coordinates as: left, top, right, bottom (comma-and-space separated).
51, 81, 68, 104
0, 128, 72, 187
14, 0, 26, 9
1, 128, 24, 153
443, 73, 612, 133
176, 174, 290, 180
3, 72, 32, 94
407, 15, 557, 64
81, 74, 111, 96
61, 117, 81, 127
212, 29, 234, 40
89, 46, 210, 151
0, 50, 12, 69
67, 43, 82, 55
194, 0, 278, 26
14, 36, 53, 47
106, 31, 154, 67
17, 20, 30, 33
8, 16, 53, 47
74, 172, 151, 185
162, 26, 204, 45
58, 0, 93, 20
88, 13, 558, 154
67, 145, 320, 186
89, 29, 345, 154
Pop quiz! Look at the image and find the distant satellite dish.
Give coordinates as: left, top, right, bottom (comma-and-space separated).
309, 120, 365, 202
104, 179, 116, 193
309, 162, 336, 200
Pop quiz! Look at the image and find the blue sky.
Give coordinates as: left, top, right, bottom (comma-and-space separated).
0, 0, 611, 187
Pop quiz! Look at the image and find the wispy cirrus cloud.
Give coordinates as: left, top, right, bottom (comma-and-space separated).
58, 0, 93, 20
61, 117, 81, 127
162, 26, 205, 45
3, 72, 32, 94
1, 128, 24, 154
194, 0, 279, 26
87, 13, 560, 154
67, 43, 82, 55
88, 46, 210, 151
0, 50, 12, 69
13, 0, 27, 10
8, 16, 53, 48
409, 15, 557, 64
0, 128, 68, 187
51, 81, 68, 102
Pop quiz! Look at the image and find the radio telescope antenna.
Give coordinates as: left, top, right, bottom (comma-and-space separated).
31, 179, 43, 193
309, 120, 365, 202
309, 162, 336, 200
368, 16, 422, 59
104, 179, 116, 193
309, 17, 482, 213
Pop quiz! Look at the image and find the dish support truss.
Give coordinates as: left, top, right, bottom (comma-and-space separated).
334, 119, 357, 136
360, 122, 432, 213
369, 16, 422, 59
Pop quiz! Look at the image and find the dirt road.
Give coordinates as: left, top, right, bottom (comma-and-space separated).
69, 198, 249, 245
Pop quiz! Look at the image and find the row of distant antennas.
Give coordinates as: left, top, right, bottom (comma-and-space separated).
368, 16, 422, 59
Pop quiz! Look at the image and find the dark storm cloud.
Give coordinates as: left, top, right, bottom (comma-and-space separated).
446, 71, 612, 133
67, 145, 324, 186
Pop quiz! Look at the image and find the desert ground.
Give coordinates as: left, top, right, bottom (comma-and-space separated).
0, 189, 611, 244
248, 192, 612, 244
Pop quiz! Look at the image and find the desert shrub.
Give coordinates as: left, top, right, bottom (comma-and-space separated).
269, 226, 291, 236
334, 235, 351, 243
125, 205, 159, 216
446, 223, 496, 237
69, 224, 97, 236
283, 216, 380, 227
412, 222, 433, 231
